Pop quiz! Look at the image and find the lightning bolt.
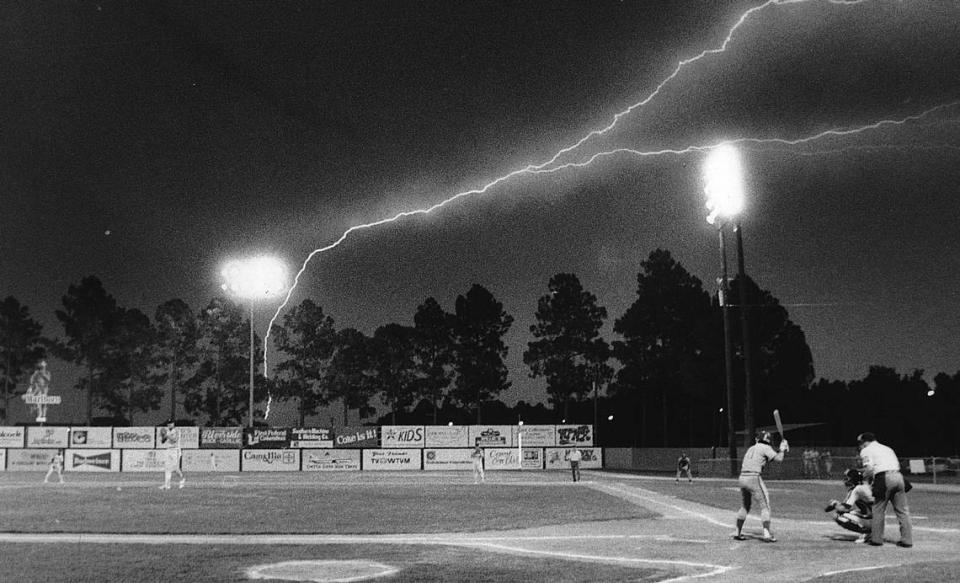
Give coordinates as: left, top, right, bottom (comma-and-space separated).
259, 0, 958, 388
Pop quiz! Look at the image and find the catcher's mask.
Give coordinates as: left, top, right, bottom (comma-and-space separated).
843, 468, 863, 488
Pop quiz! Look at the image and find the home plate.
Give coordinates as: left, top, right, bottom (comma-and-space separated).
247, 560, 399, 582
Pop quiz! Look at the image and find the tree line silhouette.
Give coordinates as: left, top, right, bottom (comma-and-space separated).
1, 248, 957, 455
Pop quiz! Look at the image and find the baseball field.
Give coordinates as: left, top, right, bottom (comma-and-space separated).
1, 470, 958, 582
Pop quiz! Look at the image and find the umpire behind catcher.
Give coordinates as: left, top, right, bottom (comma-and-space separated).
857, 432, 912, 547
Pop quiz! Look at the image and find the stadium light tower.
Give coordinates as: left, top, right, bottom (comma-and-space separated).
704, 144, 746, 477
221, 256, 287, 427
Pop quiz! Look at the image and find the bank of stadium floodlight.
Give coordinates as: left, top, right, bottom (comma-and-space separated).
221, 256, 287, 427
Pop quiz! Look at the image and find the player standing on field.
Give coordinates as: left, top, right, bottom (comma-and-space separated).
159, 420, 185, 490
676, 451, 692, 483
43, 449, 64, 484
857, 432, 912, 547
471, 445, 485, 484
568, 448, 582, 482
733, 430, 788, 542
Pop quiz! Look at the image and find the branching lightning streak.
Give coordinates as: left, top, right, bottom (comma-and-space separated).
259, 0, 953, 386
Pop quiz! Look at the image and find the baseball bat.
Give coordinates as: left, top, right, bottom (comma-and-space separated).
773, 409, 784, 436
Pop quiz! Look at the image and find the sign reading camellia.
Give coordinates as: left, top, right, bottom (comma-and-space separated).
241, 449, 300, 471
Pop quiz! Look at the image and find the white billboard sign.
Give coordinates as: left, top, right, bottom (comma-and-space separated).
0, 449, 5, 471
380, 426, 425, 448
424, 425, 468, 448
69, 427, 112, 448
113, 427, 155, 449
182, 449, 240, 472
302, 449, 361, 471
121, 449, 169, 472
469, 425, 513, 448
26, 426, 69, 448
362, 448, 421, 471
66, 449, 120, 472
545, 447, 602, 470
512, 425, 556, 447
422, 448, 474, 471
0, 427, 25, 447
241, 449, 300, 471
7, 448, 54, 470
485, 447, 543, 470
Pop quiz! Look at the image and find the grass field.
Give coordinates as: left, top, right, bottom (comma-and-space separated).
1, 470, 958, 582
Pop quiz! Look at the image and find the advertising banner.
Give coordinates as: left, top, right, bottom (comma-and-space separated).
485, 447, 543, 470
362, 448, 421, 471
302, 448, 361, 471
241, 449, 300, 471
243, 427, 291, 449
121, 449, 169, 472
155, 426, 199, 449
334, 426, 379, 448
468, 425, 513, 448
422, 448, 474, 471
66, 449, 120, 472
7, 448, 56, 470
545, 447, 603, 470
112, 427, 155, 449
380, 425, 425, 448
0, 427, 25, 448
0, 449, 5, 471
26, 426, 69, 448
555, 424, 594, 446
182, 449, 240, 472
200, 427, 242, 449
290, 428, 334, 448
69, 427, 112, 448
424, 425, 468, 448
512, 425, 556, 447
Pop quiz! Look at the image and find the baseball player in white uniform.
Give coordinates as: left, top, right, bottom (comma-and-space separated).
159, 421, 185, 490
733, 430, 787, 542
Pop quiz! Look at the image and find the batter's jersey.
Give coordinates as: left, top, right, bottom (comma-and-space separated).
740, 443, 779, 475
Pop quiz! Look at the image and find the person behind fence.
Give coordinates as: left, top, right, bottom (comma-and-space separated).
824, 469, 873, 542
857, 432, 912, 547
43, 449, 64, 484
676, 451, 692, 483
568, 447, 583, 482
732, 430, 788, 543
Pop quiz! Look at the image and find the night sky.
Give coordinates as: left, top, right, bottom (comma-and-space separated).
3, 1, 960, 422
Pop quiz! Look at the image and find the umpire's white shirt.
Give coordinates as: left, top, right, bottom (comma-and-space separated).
859, 441, 900, 478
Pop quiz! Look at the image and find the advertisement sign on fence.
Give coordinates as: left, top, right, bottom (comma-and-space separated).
334, 427, 379, 448
381, 426, 425, 448
290, 428, 333, 448
154, 426, 199, 449
112, 427, 155, 449
422, 448, 474, 471
468, 425, 512, 448
7, 448, 55, 470
362, 448, 421, 470
241, 449, 300, 471
424, 425, 468, 448
545, 447, 602, 470
66, 449, 120, 472
69, 427, 112, 448
0, 427, 25, 448
555, 425, 594, 446
200, 427, 242, 449
26, 426, 69, 448
244, 428, 291, 449
182, 449, 240, 472
122, 449, 169, 472
484, 447, 543, 470
512, 425, 556, 447
0, 449, 5, 470
302, 448, 361, 471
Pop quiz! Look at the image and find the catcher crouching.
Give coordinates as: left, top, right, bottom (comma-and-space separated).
825, 469, 874, 542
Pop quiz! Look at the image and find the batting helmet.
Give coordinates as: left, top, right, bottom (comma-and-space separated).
755, 430, 772, 445
843, 468, 863, 487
